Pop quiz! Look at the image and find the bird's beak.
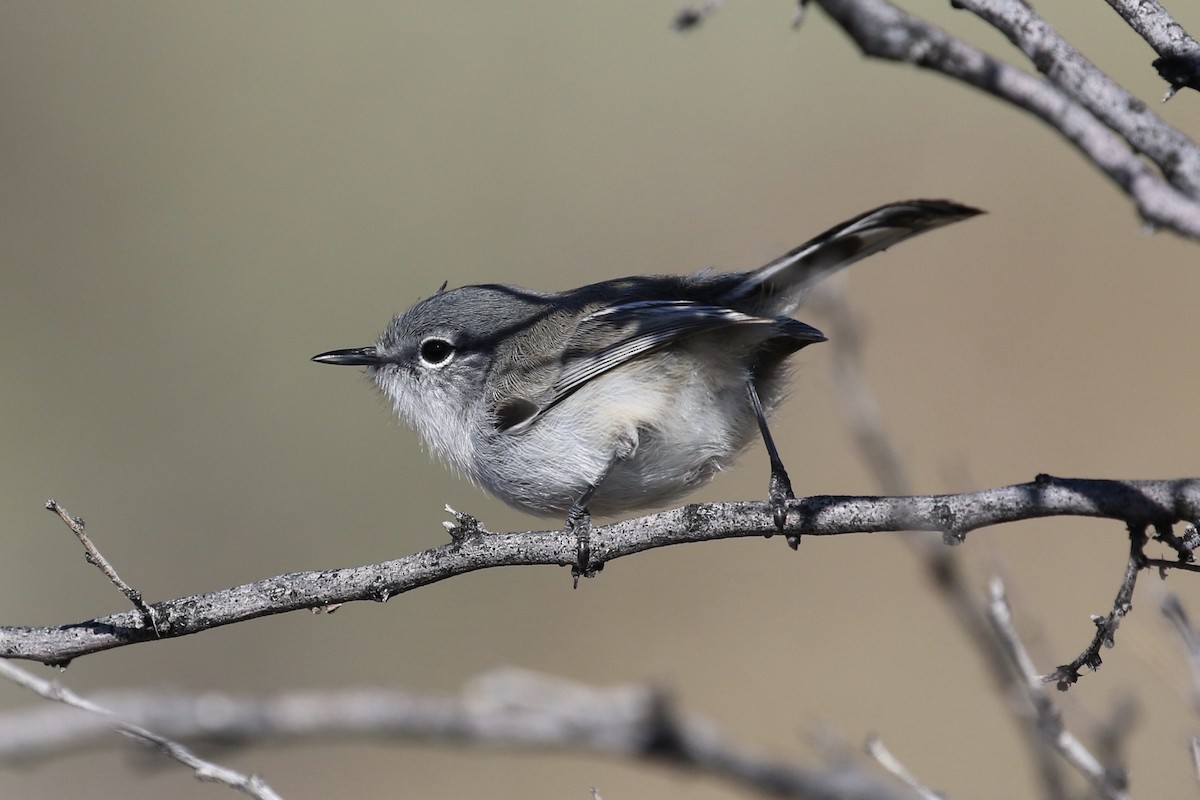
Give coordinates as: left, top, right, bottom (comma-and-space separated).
311, 346, 381, 366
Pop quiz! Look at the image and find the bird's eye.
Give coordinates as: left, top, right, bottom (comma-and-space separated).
418, 337, 456, 366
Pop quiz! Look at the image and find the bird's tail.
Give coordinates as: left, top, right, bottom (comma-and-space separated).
723, 199, 983, 314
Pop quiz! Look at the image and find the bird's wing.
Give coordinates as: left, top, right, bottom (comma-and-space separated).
492, 300, 823, 431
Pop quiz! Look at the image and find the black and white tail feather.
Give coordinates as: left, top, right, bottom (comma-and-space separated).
725, 199, 981, 312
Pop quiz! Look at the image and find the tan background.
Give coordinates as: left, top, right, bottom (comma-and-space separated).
2, 2, 1199, 798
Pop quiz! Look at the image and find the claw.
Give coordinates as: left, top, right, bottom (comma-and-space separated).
768, 467, 798, 546
567, 505, 602, 587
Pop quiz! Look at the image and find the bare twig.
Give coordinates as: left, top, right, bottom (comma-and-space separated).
1045, 525, 1148, 690
985, 579, 1130, 800
817, 308, 1082, 792
811, 282, 910, 496
1145, 558, 1200, 575
0, 658, 283, 800
3, 478, 1198, 666
913, 545, 1071, 796
1091, 695, 1137, 788
1162, 593, 1200, 704
45, 499, 159, 636
864, 737, 944, 800
1152, 520, 1200, 563
0, 668, 918, 800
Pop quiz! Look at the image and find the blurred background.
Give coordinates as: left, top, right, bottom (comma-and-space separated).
2, 2, 1199, 798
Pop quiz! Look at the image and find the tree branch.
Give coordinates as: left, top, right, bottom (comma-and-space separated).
1, 477, 1197, 666
0, 668, 919, 800
1103, 0, 1200, 100
0, 659, 283, 800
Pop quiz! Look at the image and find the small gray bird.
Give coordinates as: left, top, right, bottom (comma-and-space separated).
314, 200, 980, 550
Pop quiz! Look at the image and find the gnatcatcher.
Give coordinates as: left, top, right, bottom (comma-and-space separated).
314, 200, 980, 555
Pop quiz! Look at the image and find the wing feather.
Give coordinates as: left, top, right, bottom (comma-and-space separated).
497, 300, 822, 431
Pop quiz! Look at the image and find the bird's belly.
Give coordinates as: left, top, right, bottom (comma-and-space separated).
477, 352, 761, 517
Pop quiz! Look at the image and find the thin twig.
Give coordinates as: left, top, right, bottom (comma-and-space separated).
811, 282, 910, 496
919, 547, 1069, 796
1152, 520, 1199, 564
45, 499, 159, 636
814, 253, 1069, 795
864, 736, 944, 800
0, 658, 283, 800
1162, 594, 1200, 705
985, 579, 1130, 800
1091, 695, 1137, 787
1145, 558, 1200, 575
4, 477, 1198, 666
1045, 525, 1148, 690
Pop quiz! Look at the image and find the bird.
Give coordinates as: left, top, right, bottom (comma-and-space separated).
313, 199, 981, 561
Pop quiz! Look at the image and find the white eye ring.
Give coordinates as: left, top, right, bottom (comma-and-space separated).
418, 337, 456, 367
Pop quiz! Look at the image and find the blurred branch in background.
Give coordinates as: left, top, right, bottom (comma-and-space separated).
810, 256, 1149, 797
0, 667, 920, 800
676, 0, 1200, 240
0, 659, 282, 800
984, 578, 1131, 800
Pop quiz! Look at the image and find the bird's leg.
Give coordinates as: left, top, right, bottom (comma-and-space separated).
567, 436, 636, 586
746, 378, 798, 547
567, 485, 601, 588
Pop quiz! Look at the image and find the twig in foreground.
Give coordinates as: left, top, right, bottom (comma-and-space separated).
0, 658, 283, 800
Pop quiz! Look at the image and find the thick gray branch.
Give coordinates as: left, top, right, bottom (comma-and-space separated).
2, 476, 1197, 666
